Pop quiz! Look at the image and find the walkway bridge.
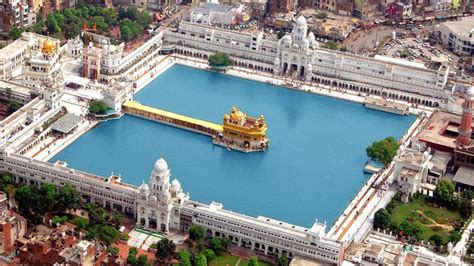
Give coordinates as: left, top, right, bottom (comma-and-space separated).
123, 101, 223, 136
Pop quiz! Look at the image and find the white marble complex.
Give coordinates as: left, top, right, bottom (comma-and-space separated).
164, 17, 451, 107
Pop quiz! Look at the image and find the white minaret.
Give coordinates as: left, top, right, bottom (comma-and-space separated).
150, 156, 172, 206
291, 16, 308, 47
147, 156, 173, 233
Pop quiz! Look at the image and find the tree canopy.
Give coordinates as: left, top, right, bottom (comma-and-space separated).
434, 179, 455, 205
208, 53, 233, 68
195, 254, 207, 266
29, 6, 150, 42
248, 256, 259, 266
9, 27, 23, 40
278, 254, 289, 266
189, 224, 205, 242
88, 100, 108, 115
366, 136, 399, 166
155, 238, 176, 264
373, 208, 391, 230
178, 250, 191, 266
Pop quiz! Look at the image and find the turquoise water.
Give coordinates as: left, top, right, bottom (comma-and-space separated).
51, 65, 416, 227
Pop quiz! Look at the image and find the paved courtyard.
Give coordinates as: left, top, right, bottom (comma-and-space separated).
127, 227, 164, 250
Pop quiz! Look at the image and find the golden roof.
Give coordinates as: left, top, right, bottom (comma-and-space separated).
230, 107, 246, 122
42, 39, 57, 54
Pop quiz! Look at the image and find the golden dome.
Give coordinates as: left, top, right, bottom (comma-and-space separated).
42, 39, 57, 54
231, 110, 245, 121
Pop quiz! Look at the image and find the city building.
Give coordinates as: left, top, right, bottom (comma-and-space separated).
19, 225, 105, 265
0, 32, 51, 81
189, 3, 236, 26
269, 0, 292, 13
22, 37, 63, 91
386, 2, 413, 20
164, 17, 450, 107
436, 16, 474, 56
0, 0, 35, 32
393, 145, 432, 201
70, 31, 164, 84
0, 191, 26, 255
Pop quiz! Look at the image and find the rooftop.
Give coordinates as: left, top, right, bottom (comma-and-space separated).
374, 55, 426, 70
192, 3, 233, 15
416, 110, 460, 151
440, 16, 474, 40
51, 113, 84, 134
453, 165, 474, 187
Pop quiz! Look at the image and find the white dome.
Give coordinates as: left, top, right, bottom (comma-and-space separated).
154, 157, 168, 174
281, 35, 292, 45
302, 38, 310, 49
139, 183, 149, 193
308, 32, 315, 42
467, 87, 474, 98
307, 63, 312, 71
171, 179, 181, 190
150, 196, 157, 202
296, 16, 307, 27
109, 45, 116, 52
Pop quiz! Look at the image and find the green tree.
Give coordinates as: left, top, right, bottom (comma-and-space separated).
86, 226, 99, 240
108, 246, 119, 256
178, 250, 192, 266
316, 12, 328, 19
88, 100, 108, 115
208, 53, 233, 68
120, 25, 133, 41
9, 27, 22, 40
278, 254, 289, 266
137, 254, 149, 266
113, 213, 123, 228
7, 100, 21, 114
57, 184, 82, 211
5, 87, 11, 99
366, 136, 399, 166
127, 246, 138, 265
14, 185, 43, 224
449, 230, 462, 243
99, 225, 120, 246
373, 208, 391, 230
248, 256, 259, 266
155, 238, 176, 264
460, 199, 472, 219
89, 207, 110, 226
195, 253, 207, 266
434, 179, 455, 205
325, 41, 338, 50
189, 224, 205, 242
72, 216, 88, 230
277, 31, 286, 39
429, 234, 443, 247
201, 249, 216, 262
46, 15, 61, 33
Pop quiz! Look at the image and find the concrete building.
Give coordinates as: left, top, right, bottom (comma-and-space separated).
0, 0, 35, 32
0, 191, 26, 255
189, 3, 235, 26
436, 16, 474, 56
164, 17, 450, 107
269, 0, 292, 13
393, 145, 432, 201
0, 32, 52, 81
71, 31, 164, 85
22, 37, 62, 91
387, 2, 413, 20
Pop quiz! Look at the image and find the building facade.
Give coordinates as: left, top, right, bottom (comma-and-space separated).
436, 16, 474, 56
164, 18, 450, 107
